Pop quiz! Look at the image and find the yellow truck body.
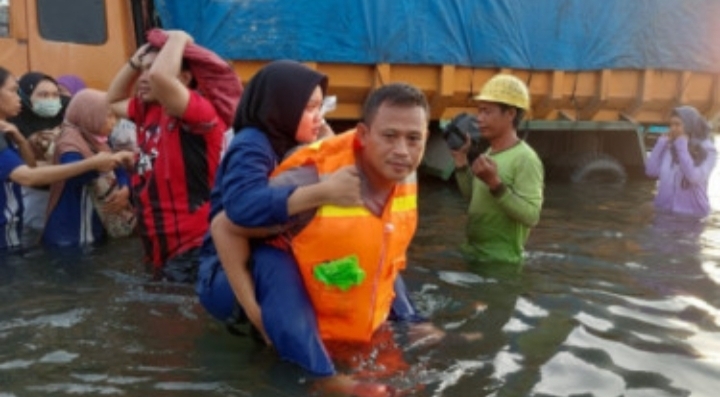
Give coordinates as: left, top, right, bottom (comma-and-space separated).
1, 0, 718, 181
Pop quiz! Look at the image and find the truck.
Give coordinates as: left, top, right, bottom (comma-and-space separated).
1, 0, 719, 183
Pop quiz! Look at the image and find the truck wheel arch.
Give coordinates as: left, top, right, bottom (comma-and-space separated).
570, 153, 627, 184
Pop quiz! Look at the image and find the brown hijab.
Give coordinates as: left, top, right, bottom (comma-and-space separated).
46, 88, 112, 217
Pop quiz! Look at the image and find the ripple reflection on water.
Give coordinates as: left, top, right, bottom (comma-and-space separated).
0, 175, 719, 396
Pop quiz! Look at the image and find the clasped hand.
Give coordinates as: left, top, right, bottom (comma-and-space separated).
323, 165, 363, 207
471, 154, 502, 188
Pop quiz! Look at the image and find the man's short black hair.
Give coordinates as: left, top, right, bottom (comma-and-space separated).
362, 83, 429, 125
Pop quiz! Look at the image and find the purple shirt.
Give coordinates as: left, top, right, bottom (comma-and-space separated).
645, 136, 717, 218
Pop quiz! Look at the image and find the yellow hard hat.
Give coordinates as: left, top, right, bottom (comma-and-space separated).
474, 74, 530, 110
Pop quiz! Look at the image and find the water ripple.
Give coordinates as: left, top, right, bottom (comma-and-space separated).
564, 325, 720, 396
38, 350, 79, 364
430, 359, 485, 397
154, 381, 224, 391
26, 384, 123, 395
702, 261, 720, 285
0, 359, 33, 370
437, 271, 492, 287
0, 308, 88, 331
535, 349, 626, 396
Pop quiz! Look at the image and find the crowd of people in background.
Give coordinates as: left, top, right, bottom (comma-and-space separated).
0, 26, 716, 397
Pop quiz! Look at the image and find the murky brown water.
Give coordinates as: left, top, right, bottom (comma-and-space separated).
0, 166, 719, 396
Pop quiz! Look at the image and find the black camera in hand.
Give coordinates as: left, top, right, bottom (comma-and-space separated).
442, 112, 488, 163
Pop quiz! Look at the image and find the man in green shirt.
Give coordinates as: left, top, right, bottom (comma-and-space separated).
450, 74, 544, 265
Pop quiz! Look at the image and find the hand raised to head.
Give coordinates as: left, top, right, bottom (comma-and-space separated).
449, 132, 472, 168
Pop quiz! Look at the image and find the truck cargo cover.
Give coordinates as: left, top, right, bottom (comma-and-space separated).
154, 0, 720, 72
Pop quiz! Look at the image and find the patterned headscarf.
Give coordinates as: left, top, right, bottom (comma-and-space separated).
46, 89, 113, 218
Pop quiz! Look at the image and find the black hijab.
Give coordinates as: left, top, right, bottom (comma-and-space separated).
9, 72, 68, 137
233, 60, 328, 159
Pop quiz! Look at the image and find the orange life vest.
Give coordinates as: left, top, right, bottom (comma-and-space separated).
272, 131, 418, 342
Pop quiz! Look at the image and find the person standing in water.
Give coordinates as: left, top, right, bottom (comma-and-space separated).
0, 67, 130, 251
199, 82, 439, 397
646, 105, 717, 218
450, 74, 544, 265
42, 89, 135, 247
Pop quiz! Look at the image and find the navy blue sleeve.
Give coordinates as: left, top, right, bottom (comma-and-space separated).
59, 152, 98, 187
0, 146, 25, 180
222, 131, 298, 227
115, 167, 130, 187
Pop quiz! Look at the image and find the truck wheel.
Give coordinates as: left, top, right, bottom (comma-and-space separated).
570, 153, 627, 184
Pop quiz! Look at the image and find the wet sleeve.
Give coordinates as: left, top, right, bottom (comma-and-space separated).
59, 152, 99, 187
115, 167, 130, 187
454, 166, 474, 201
673, 137, 715, 185
645, 136, 669, 178
221, 136, 297, 227
496, 154, 544, 227
701, 143, 718, 183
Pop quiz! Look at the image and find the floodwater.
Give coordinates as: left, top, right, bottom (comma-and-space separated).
1, 170, 719, 396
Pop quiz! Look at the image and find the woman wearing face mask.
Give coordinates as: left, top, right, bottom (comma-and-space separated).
0, 67, 128, 252
9, 72, 68, 140
7, 72, 69, 232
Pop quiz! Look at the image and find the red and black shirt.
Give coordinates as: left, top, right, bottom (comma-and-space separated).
128, 92, 226, 267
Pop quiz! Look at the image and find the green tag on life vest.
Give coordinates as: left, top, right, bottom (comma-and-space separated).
313, 254, 365, 291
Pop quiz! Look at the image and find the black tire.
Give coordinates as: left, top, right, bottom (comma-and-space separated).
570, 153, 627, 184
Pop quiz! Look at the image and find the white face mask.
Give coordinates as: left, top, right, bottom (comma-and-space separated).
32, 98, 62, 118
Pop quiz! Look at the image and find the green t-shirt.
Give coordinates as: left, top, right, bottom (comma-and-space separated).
454, 141, 544, 265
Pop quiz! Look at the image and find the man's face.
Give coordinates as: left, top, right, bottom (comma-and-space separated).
477, 101, 514, 140
136, 51, 158, 103
357, 102, 428, 183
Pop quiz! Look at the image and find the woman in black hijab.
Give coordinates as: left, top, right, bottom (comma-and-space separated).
8, 72, 70, 231
9, 72, 68, 139
198, 59, 342, 369
10, 72, 72, 166
233, 59, 328, 158
199, 58, 329, 339
199, 61, 416, 395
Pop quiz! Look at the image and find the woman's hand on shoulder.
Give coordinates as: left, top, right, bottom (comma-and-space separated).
322, 165, 362, 207
0, 121, 25, 145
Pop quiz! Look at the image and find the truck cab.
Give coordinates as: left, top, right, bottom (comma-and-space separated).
0, 0, 148, 89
